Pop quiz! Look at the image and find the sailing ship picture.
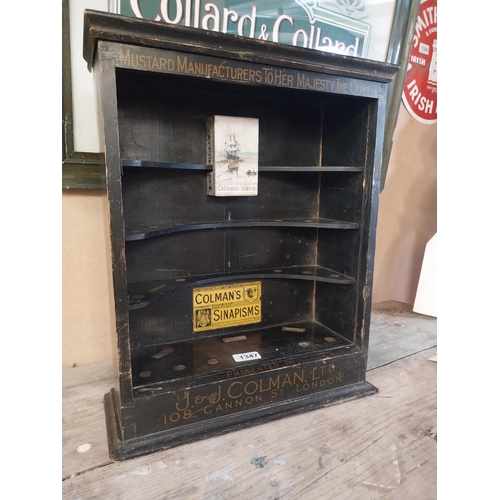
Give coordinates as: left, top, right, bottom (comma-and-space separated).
206, 115, 259, 197
225, 132, 239, 162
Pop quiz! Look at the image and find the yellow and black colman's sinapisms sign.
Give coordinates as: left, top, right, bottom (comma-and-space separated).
193, 282, 261, 332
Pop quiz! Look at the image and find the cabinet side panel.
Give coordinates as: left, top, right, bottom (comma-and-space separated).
94, 62, 121, 411
356, 97, 386, 350
97, 49, 134, 405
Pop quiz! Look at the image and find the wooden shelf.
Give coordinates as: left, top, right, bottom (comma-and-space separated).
121, 159, 364, 172
122, 160, 209, 170
259, 166, 364, 172
128, 264, 355, 310
126, 218, 359, 241
131, 320, 354, 392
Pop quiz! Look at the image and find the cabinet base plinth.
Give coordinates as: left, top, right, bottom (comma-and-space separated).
104, 381, 377, 461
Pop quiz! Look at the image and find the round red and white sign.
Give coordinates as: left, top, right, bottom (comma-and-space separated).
402, 0, 437, 124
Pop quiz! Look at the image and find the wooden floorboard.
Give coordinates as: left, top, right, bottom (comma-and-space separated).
63, 362, 115, 479
62, 301, 437, 499
367, 302, 437, 370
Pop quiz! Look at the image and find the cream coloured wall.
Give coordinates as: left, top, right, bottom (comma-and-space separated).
372, 102, 437, 304
62, 190, 113, 368
61, 103, 437, 368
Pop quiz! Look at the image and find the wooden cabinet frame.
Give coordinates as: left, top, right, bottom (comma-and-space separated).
83, 9, 398, 460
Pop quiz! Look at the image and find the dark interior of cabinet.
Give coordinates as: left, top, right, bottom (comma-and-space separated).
115, 68, 374, 390
116, 69, 371, 166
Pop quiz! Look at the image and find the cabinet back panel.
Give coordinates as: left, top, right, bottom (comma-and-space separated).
314, 283, 358, 343
322, 97, 373, 165
318, 173, 364, 223
126, 227, 318, 282
129, 279, 314, 346
116, 70, 325, 166
317, 230, 362, 279
122, 170, 321, 227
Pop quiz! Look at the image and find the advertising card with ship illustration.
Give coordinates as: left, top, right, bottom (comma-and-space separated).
206, 115, 259, 196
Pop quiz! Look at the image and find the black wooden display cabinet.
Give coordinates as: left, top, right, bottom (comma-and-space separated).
83, 10, 398, 460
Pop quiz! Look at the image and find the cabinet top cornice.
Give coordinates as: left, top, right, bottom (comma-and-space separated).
83, 9, 398, 83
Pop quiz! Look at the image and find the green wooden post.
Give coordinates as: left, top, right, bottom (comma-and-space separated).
380, 0, 421, 191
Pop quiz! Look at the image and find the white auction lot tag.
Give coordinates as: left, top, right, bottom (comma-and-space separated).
232, 351, 262, 362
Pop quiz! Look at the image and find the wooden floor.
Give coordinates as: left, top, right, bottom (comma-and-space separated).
62, 301, 437, 499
